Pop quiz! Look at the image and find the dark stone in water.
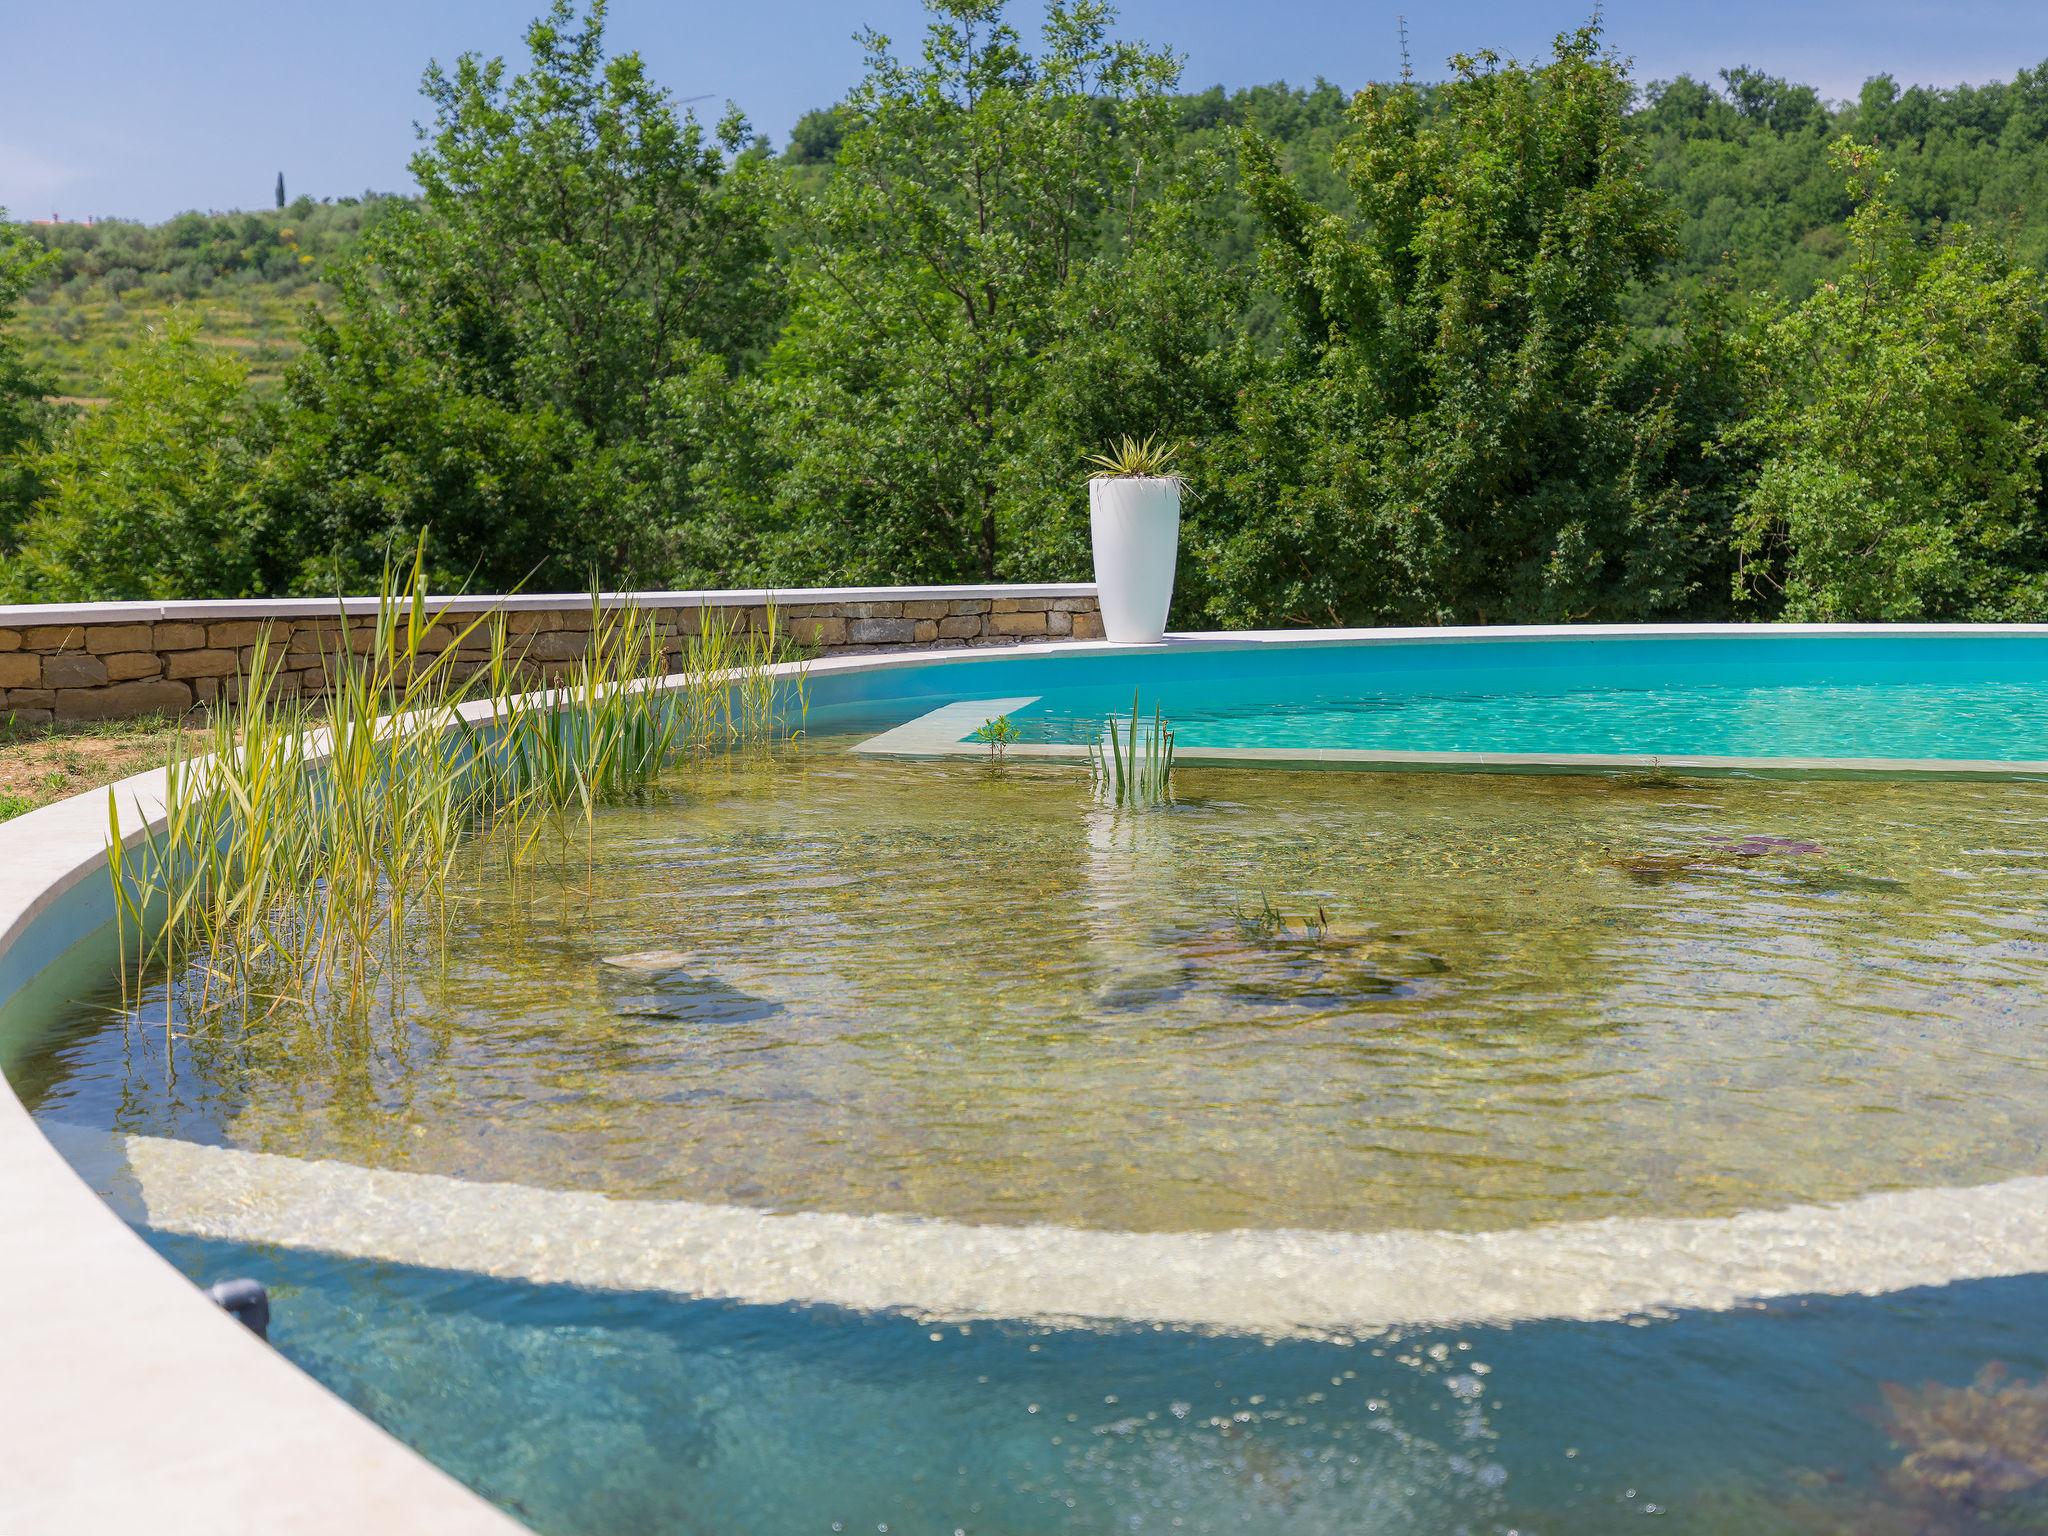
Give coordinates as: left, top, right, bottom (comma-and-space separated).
1609, 834, 1826, 885
1707, 834, 1825, 857
1606, 852, 1703, 885
1094, 968, 1199, 1012
598, 951, 782, 1024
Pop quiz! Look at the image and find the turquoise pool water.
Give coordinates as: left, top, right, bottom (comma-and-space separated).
814, 631, 2048, 763
1008, 676, 2048, 760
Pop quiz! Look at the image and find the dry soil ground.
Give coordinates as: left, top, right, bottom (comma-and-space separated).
0, 712, 186, 822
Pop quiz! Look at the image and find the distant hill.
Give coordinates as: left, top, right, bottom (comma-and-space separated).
9, 197, 395, 398
13, 60, 2048, 396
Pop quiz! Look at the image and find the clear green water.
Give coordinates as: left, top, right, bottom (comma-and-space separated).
18, 738, 2048, 1232
16, 738, 2048, 1532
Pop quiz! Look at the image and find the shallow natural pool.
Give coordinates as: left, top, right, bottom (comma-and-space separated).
23, 741, 2048, 1232
14, 733, 2048, 1532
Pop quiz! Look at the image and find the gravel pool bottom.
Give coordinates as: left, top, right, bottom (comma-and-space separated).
21, 740, 2048, 1234
15, 741, 2048, 1532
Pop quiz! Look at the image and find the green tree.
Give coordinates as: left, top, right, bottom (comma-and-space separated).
266, 0, 773, 590
0, 214, 55, 556
275, 172, 286, 209
1198, 27, 1732, 626
5, 312, 270, 602
1729, 139, 2048, 620
753, 0, 1189, 583
781, 107, 846, 165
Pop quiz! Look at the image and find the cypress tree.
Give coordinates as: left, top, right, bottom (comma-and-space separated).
275, 172, 285, 209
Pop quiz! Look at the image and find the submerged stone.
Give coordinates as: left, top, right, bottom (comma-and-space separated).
598, 952, 781, 1023
1092, 963, 1198, 1012
1707, 834, 1825, 857
1609, 834, 1827, 885
599, 949, 698, 976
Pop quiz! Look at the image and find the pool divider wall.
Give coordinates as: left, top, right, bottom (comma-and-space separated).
6, 621, 2048, 1531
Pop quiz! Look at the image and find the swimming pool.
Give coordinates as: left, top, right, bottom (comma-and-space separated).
10, 625, 2048, 1534
841, 627, 2048, 770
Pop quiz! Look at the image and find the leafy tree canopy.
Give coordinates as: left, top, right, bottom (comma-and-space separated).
0, 215, 55, 554
754, 0, 1194, 583
3, 311, 268, 602
1730, 139, 2048, 621
265, 0, 773, 590
1197, 26, 1734, 627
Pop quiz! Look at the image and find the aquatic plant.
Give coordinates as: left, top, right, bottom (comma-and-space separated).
972, 713, 1020, 761
1716, 1363, 2048, 1534
1231, 893, 1331, 945
1882, 1364, 2048, 1512
106, 544, 806, 1021
1089, 690, 1175, 809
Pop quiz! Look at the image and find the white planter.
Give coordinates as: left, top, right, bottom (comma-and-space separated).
1088, 476, 1181, 643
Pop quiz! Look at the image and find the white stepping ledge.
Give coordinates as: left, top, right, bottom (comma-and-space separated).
46, 1122, 2048, 1339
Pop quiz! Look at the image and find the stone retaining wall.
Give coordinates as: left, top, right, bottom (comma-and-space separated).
0, 584, 1102, 723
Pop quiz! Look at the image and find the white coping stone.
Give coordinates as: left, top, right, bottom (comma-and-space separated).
0, 768, 523, 1535
0, 582, 1098, 628
6, 627, 2048, 1528
40, 1124, 2048, 1339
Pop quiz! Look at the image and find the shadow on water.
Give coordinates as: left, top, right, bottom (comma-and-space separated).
146, 1230, 2048, 1536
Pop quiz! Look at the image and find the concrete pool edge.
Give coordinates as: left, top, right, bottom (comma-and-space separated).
8, 623, 2048, 1532
0, 766, 527, 1534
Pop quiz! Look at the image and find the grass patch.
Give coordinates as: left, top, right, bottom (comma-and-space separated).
0, 711, 188, 818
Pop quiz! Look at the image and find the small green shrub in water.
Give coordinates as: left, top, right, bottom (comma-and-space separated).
106, 544, 805, 1021
1090, 690, 1175, 808
972, 713, 1020, 761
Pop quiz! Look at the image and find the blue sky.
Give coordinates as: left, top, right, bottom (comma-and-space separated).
5, 0, 2046, 222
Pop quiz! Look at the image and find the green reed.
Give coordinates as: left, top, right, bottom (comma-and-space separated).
1089, 689, 1176, 809
107, 549, 807, 1021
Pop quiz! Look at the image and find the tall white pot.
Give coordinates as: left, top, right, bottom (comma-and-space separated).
1088, 476, 1181, 643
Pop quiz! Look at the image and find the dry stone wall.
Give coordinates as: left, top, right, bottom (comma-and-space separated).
0, 585, 1102, 724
